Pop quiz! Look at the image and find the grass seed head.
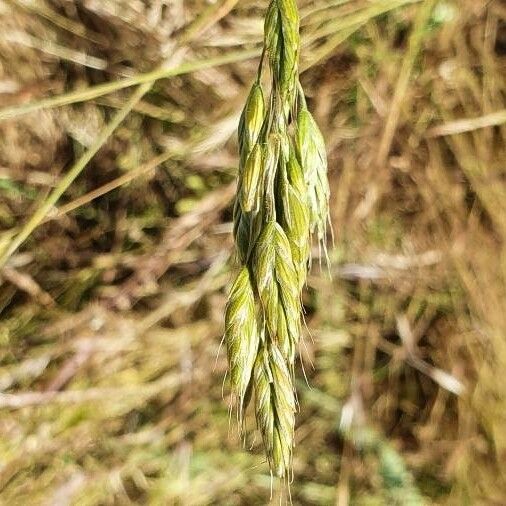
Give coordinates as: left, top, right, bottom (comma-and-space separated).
226, 0, 330, 479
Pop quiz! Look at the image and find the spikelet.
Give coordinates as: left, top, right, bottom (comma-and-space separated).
254, 344, 295, 478
280, 152, 310, 290
225, 266, 260, 424
234, 83, 266, 262
277, 0, 300, 100
264, 0, 300, 103
252, 221, 300, 364
253, 221, 279, 339
238, 82, 265, 164
272, 222, 301, 364
295, 107, 330, 245
264, 1, 281, 81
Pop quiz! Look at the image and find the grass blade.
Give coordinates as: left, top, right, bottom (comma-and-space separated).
0, 82, 151, 268
0, 48, 261, 122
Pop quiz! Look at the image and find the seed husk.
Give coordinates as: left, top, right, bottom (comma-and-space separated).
240, 143, 264, 213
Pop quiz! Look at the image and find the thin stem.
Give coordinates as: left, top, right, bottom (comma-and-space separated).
0, 83, 151, 268
376, 0, 437, 166
0, 48, 261, 122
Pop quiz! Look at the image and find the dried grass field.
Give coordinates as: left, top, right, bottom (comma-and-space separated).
0, 0, 505, 504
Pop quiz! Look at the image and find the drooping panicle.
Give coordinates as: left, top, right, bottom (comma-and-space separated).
225, 0, 330, 479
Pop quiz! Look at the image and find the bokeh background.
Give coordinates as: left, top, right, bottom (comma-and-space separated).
1, 0, 505, 504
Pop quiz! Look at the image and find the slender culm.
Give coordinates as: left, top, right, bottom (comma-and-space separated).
225, 0, 330, 478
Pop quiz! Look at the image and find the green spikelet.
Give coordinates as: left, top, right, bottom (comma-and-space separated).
225, 267, 260, 424
254, 344, 295, 477
295, 108, 330, 245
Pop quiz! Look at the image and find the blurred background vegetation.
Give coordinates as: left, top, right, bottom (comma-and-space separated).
0, 0, 505, 504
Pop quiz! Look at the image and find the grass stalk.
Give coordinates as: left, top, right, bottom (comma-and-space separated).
0, 49, 261, 122
376, 0, 437, 166
0, 83, 151, 268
